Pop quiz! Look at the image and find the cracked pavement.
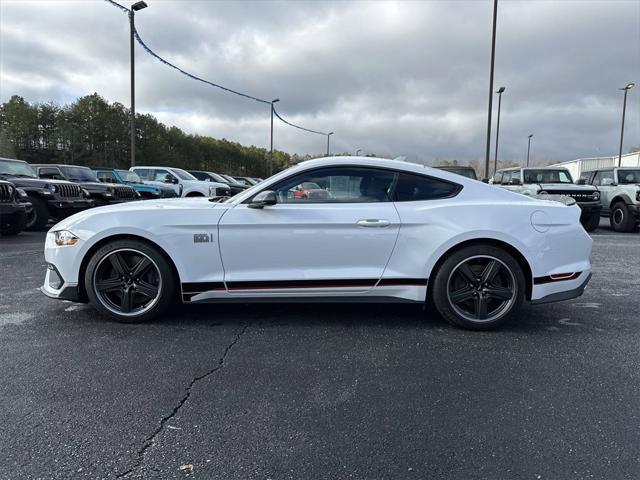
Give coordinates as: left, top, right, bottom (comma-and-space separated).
0, 221, 639, 479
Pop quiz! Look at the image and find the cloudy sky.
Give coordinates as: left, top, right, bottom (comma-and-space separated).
1, 0, 639, 165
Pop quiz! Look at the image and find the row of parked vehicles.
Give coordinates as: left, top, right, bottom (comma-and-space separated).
492, 166, 640, 232
0, 156, 263, 236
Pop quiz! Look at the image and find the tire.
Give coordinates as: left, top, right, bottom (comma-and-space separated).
610, 202, 636, 232
84, 239, 176, 323
581, 212, 600, 232
1, 212, 27, 235
431, 244, 526, 330
185, 192, 204, 197
25, 195, 50, 231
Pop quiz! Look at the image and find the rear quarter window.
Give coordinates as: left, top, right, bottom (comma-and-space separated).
393, 172, 461, 201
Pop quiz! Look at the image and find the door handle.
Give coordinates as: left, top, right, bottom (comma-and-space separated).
357, 219, 391, 228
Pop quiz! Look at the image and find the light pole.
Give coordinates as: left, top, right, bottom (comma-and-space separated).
493, 86, 505, 175
526, 134, 533, 167
269, 98, 280, 176
618, 83, 635, 167
484, 0, 499, 179
129, 0, 147, 167
326, 132, 334, 156
356, 149, 362, 156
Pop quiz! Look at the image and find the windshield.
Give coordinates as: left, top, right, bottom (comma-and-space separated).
0, 159, 38, 178
60, 166, 98, 182
207, 172, 228, 183
171, 168, 197, 180
523, 169, 573, 184
617, 169, 640, 184
116, 169, 142, 183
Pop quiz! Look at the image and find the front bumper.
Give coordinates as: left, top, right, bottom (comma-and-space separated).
41, 262, 85, 302
577, 202, 602, 217
47, 199, 94, 218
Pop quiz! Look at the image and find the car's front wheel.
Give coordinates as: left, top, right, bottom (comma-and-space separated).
431, 245, 525, 330
84, 239, 176, 323
581, 212, 600, 232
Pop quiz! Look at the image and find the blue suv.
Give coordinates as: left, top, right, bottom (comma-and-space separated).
93, 168, 178, 199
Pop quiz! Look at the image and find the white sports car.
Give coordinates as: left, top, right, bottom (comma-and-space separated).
42, 157, 593, 330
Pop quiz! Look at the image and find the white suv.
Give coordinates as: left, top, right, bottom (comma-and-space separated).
130, 166, 229, 198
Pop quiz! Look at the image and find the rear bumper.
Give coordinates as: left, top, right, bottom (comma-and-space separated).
530, 271, 592, 305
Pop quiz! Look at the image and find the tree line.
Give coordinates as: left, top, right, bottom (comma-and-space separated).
0, 93, 308, 176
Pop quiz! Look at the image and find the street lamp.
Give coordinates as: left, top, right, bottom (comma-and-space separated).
484, 0, 499, 179
326, 132, 334, 156
129, 0, 147, 167
526, 134, 533, 167
269, 98, 280, 176
618, 83, 635, 167
356, 149, 362, 156
493, 86, 505, 175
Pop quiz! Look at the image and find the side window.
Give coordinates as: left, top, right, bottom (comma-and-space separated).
393, 173, 460, 201
96, 171, 116, 183
579, 171, 592, 184
512, 170, 521, 181
493, 171, 503, 184
558, 171, 572, 183
268, 167, 396, 203
153, 169, 177, 183
593, 170, 614, 186
501, 171, 512, 185
39, 167, 63, 180
135, 168, 150, 180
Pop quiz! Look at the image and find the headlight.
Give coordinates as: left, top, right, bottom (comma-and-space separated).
538, 190, 548, 195
593, 191, 600, 200
53, 230, 79, 246
43, 184, 55, 194
208, 185, 216, 196
6, 184, 14, 196
105, 188, 114, 197
82, 188, 91, 198
16, 188, 28, 198
152, 189, 161, 196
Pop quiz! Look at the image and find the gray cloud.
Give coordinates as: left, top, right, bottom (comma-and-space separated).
1, 0, 638, 164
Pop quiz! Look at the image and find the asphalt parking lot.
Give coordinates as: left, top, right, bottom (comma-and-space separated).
1, 221, 639, 480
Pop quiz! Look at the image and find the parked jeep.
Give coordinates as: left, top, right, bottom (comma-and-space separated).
33, 164, 139, 206
0, 157, 93, 230
579, 167, 640, 232
188, 170, 247, 196
495, 167, 602, 232
130, 166, 230, 197
92, 168, 178, 199
0, 180, 32, 235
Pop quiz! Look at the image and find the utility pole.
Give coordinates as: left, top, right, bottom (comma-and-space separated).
269, 98, 279, 176
493, 86, 505, 176
484, 0, 499, 179
618, 83, 635, 167
129, 1, 147, 167
526, 134, 533, 167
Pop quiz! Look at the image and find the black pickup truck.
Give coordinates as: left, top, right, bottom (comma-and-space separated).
0, 157, 93, 230
0, 180, 32, 235
33, 164, 139, 206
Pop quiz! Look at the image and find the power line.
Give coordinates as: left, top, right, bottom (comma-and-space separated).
104, 0, 328, 135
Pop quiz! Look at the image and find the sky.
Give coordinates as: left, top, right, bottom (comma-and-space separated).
1, 0, 639, 166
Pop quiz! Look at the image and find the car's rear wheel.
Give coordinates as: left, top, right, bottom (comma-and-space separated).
84, 239, 175, 323
431, 245, 525, 330
610, 202, 636, 232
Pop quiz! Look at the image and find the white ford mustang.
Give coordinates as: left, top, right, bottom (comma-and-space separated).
42, 157, 593, 330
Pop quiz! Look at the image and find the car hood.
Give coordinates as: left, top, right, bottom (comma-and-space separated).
534, 183, 597, 191
0, 176, 76, 188
50, 197, 230, 232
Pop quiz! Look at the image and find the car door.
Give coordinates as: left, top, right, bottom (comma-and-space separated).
218, 166, 401, 294
592, 170, 615, 212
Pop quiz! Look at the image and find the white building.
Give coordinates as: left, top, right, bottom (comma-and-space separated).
549, 152, 640, 179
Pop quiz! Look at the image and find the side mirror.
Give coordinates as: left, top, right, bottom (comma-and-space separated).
510, 178, 521, 185
577, 179, 586, 185
248, 190, 277, 209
